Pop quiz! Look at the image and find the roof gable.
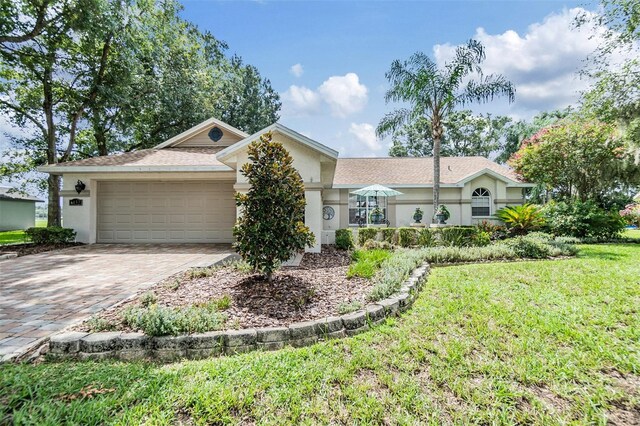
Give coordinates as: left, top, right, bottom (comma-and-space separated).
216, 123, 339, 163
154, 118, 249, 149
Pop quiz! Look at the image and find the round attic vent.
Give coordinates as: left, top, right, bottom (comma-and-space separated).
208, 126, 223, 142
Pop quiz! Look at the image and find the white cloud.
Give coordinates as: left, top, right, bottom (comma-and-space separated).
349, 122, 381, 151
318, 73, 369, 117
282, 73, 369, 118
290, 63, 304, 77
282, 85, 321, 116
433, 8, 632, 113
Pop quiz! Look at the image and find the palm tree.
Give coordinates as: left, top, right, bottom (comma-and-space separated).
376, 40, 515, 222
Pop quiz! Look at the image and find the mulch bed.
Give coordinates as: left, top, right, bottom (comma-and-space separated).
77, 246, 371, 331
0, 242, 83, 257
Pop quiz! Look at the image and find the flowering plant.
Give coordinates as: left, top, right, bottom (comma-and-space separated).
619, 202, 640, 227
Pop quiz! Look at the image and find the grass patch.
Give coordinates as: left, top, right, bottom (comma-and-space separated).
347, 249, 392, 278
1, 243, 639, 424
0, 230, 27, 245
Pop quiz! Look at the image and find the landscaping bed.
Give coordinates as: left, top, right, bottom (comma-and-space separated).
0, 242, 83, 257
76, 246, 370, 333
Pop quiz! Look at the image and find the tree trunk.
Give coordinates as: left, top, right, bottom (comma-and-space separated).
47, 174, 61, 227
432, 118, 443, 223
43, 51, 61, 226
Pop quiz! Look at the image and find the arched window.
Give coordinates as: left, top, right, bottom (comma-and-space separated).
472, 188, 491, 217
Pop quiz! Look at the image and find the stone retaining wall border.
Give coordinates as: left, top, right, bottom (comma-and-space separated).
47, 263, 430, 362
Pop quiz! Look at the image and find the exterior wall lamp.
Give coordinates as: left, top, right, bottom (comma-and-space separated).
75, 180, 86, 194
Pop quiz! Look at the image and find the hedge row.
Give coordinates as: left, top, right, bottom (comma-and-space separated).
354, 226, 490, 248
24, 226, 76, 244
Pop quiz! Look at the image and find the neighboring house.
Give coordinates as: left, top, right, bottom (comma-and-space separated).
39, 118, 532, 252
0, 187, 43, 231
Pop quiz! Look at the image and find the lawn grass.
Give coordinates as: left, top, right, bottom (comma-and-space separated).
0, 230, 28, 245
1, 243, 639, 424
623, 228, 640, 240
346, 248, 392, 278
0, 220, 46, 245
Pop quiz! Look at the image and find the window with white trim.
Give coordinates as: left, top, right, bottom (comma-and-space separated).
348, 194, 387, 225
471, 188, 491, 217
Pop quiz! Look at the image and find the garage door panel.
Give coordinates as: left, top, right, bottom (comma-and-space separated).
97, 181, 235, 243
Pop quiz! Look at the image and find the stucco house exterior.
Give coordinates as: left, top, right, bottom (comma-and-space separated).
40, 118, 532, 252
0, 187, 43, 231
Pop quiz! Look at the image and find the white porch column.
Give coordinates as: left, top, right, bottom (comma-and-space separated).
304, 188, 322, 253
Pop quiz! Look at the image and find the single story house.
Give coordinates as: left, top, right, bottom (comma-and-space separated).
40, 118, 532, 252
0, 187, 43, 231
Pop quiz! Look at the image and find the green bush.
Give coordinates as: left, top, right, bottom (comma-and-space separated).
361, 240, 394, 251
24, 226, 76, 244
398, 227, 418, 247
357, 227, 378, 246
335, 229, 354, 250
541, 200, 626, 239
381, 228, 398, 245
472, 231, 492, 247
503, 236, 551, 259
122, 304, 226, 336
439, 227, 481, 247
475, 220, 508, 241
417, 228, 436, 247
347, 249, 392, 279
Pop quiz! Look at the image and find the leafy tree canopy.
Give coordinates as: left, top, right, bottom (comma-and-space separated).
388, 110, 512, 159
509, 118, 640, 205
0, 0, 281, 224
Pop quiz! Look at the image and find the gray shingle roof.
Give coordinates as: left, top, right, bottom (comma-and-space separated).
0, 187, 43, 202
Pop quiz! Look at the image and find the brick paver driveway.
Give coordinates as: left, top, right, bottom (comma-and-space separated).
0, 244, 235, 361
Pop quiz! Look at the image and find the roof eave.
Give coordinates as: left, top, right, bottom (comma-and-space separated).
37, 165, 234, 174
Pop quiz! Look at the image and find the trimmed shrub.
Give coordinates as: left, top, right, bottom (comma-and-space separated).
24, 226, 76, 244
398, 227, 418, 247
417, 228, 436, 247
357, 227, 378, 246
335, 229, 354, 250
503, 236, 551, 259
381, 228, 398, 245
362, 240, 394, 251
542, 200, 626, 239
439, 227, 481, 247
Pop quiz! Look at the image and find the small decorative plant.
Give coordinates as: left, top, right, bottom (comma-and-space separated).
370, 206, 384, 224
412, 207, 424, 223
434, 205, 450, 224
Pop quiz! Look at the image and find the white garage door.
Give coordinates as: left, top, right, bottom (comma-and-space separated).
97, 181, 236, 243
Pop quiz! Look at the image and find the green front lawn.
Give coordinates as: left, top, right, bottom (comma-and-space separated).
0, 220, 46, 245
1, 243, 639, 424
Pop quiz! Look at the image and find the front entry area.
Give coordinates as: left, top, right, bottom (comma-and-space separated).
96, 180, 236, 243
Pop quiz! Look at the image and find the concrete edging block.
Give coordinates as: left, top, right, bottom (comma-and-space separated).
45, 261, 431, 363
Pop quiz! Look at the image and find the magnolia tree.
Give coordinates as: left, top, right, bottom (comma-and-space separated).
233, 132, 315, 281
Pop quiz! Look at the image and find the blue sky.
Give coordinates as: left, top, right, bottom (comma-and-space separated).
181, 0, 600, 157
